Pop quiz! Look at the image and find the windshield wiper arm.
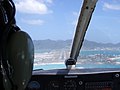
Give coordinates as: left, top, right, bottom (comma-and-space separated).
65, 0, 98, 68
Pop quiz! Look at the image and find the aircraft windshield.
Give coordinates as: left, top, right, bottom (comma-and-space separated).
14, 0, 120, 70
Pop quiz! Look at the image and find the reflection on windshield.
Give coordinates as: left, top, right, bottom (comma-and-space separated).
34, 49, 69, 64
34, 40, 71, 70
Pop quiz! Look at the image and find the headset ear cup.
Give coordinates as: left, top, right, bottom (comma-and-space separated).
7, 31, 34, 89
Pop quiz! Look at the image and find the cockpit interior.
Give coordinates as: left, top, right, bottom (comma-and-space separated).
0, 0, 120, 90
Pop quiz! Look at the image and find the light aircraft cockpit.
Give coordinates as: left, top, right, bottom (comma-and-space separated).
0, 0, 120, 90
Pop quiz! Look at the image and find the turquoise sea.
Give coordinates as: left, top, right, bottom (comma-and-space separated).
80, 50, 120, 56
33, 63, 120, 70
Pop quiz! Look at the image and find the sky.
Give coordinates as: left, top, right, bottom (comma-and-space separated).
14, 0, 120, 43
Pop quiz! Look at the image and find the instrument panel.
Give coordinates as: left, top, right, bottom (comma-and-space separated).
26, 68, 120, 90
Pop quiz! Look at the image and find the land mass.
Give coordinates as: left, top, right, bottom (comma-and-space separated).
33, 39, 120, 66
33, 39, 120, 50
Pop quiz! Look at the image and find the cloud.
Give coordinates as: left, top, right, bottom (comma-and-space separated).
21, 19, 45, 25
46, 0, 53, 4
15, 0, 52, 14
72, 12, 79, 16
103, 2, 120, 10
71, 11, 79, 26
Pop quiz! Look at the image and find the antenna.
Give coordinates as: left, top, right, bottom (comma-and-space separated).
65, 0, 98, 69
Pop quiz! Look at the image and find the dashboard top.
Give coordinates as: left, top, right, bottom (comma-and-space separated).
33, 68, 120, 75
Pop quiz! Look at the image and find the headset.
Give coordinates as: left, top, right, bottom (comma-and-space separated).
0, 0, 34, 90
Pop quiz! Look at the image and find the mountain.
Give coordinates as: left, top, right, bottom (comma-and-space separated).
33, 39, 72, 50
33, 39, 120, 50
82, 40, 116, 49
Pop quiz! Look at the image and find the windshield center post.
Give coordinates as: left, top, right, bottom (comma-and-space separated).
65, 0, 98, 69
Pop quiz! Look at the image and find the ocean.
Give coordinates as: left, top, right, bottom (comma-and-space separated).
33, 63, 120, 70
80, 50, 120, 56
